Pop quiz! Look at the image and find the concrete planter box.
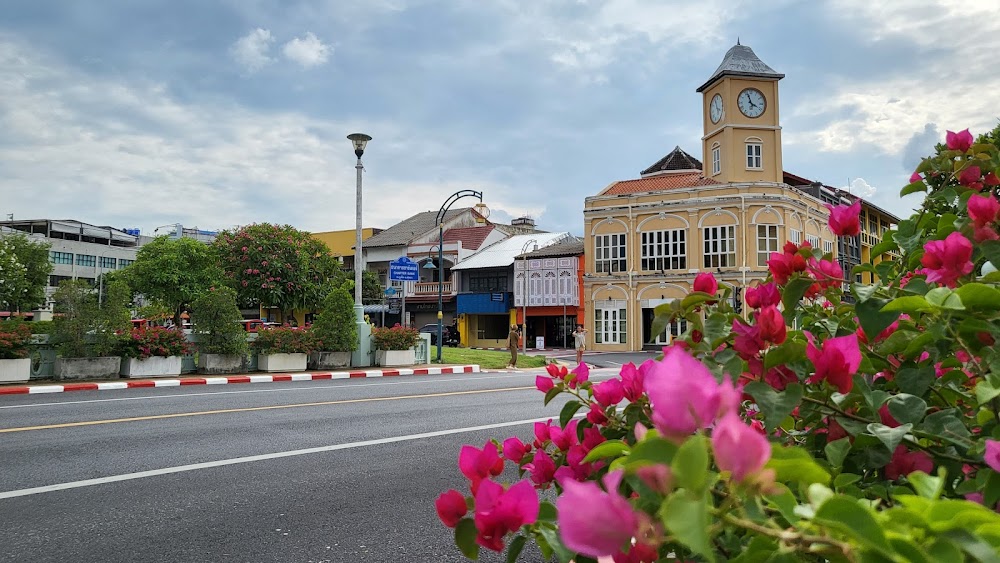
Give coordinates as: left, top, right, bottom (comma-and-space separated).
121, 356, 183, 378
258, 353, 307, 373
375, 349, 415, 367
198, 354, 245, 374
308, 351, 351, 370
0, 358, 31, 383
55, 357, 121, 380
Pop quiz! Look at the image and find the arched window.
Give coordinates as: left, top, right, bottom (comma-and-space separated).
711, 142, 721, 175
745, 136, 763, 170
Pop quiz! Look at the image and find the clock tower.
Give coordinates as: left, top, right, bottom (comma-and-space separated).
697, 41, 784, 184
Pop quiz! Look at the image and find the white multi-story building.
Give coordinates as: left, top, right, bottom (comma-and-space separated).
0, 219, 142, 309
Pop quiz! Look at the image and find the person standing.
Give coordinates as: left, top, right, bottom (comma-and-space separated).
572, 324, 587, 365
507, 324, 520, 368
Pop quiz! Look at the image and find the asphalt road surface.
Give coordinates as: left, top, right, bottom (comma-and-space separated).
0, 368, 619, 562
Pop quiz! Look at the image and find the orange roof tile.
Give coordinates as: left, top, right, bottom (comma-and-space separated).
442, 224, 495, 250
601, 172, 719, 195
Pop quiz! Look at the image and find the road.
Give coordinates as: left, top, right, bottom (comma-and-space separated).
0, 368, 620, 562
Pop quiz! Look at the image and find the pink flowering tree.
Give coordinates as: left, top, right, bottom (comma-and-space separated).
435, 127, 1000, 561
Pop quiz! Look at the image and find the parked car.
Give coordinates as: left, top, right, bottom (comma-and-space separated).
418, 323, 459, 346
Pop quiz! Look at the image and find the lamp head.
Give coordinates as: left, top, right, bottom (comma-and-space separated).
473, 202, 490, 224
423, 260, 437, 270
347, 133, 372, 158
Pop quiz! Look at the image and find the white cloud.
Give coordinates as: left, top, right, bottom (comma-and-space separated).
282, 32, 331, 68
841, 178, 876, 198
230, 28, 275, 73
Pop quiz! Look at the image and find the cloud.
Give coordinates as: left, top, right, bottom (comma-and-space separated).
841, 178, 876, 198
230, 28, 275, 73
901, 123, 939, 172
282, 32, 331, 68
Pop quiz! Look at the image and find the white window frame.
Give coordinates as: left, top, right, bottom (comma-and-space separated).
640, 229, 686, 271
595, 233, 627, 273
655, 318, 687, 346
823, 240, 834, 254
746, 142, 763, 170
595, 301, 627, 344
703, 225, 737, 269
756, 224, 779, 267
789, 229, 802, 245
711, 144, 721, 176
806, 234, 820, 248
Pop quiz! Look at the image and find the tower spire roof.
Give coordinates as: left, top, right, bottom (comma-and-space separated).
696, 42, 783, 92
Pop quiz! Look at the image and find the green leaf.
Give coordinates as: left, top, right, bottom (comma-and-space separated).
814, 496, 893, 555
955, 283, 1000, 310
660, 491, 714, 562
937, 213, 959, 238
887, 394, 927, 424
672, 435, 709, 493
681, 292, 716, 310
559, 400, 583, 427
908, 470, 944, 500
834, 473, 861, 489
543, 385, 562, 406
746, 382, 803, 432
925, 287, 965, 310
781, 278, 814, 323
766, 446, 831, 485
896, 366, 936, 397
851, 283, 880, 303
764, 484, 799, 524
867, 422, 913, 452
505, 535, 526, 563
984, 471, 1000, 507
919, 410, 972, 447
855, 298, 900, 343
903, 332, 937, 360
763, 342, 806, 371
900, 180, 928, 196
703, 312, 731, 346
882, 295, 931, 314
582, 439, 630, 463
538, 501, 557, 522
455, 518, 480, 560
871, 232, 900, 258
980, 241, 1000, 271
825, 437, 852, 469
624, 436, 678, 469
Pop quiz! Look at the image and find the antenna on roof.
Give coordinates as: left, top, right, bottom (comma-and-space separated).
737, 37, 741, 45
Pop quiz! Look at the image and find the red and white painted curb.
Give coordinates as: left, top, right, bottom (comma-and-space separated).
0, 365, 481, 396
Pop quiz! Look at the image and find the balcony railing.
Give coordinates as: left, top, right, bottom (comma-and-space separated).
411, 281, 454, 296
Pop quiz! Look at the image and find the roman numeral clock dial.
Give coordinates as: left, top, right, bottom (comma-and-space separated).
737, 88, 766, 118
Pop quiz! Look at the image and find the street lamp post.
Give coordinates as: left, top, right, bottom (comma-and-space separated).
433, 191, 488, 362
520, 238, 537, 355
347, 133, 372, 367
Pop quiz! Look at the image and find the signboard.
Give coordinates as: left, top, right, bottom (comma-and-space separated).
490, 293, 504, 302
384, 287, 397, 297
387, 297, 402, 314
389, 257, 420, 281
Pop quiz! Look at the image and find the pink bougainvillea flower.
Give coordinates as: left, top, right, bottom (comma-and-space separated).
635, 464, 673, 495
550, 420, 579, 451
959, 165, 984, 190
582, 425, 606, 451
826, 199, 861, 237
974, 225, 999, 243
805, 332, 862, 394
612, 542, 659, 563
644, 346, 725, 437
555, 444, 598, 483
986, 171, 1000, 187
619, 362, 645, 402
502, 437, 529, 463
985, 440, 1000, 472
473, 479, 539, 551
767, 249, 808, 285
712, 412, 772, 482
755, 305, 786, 345
764, 365, 798, 391
732, 318, 766, 360
557, 470, 639, 558
533, 421, 551, 447
535, 375, 555, 393
693, 272, 718, 296
921, 232, 974, 287
909, 172, 923, 184
459, 442, 504, 491
435, 489, 468, 528
808, 257, 843, 289
592, 378, 625, 407
546, 363, 569, 380
745, 282, 780, 309
524, 448, 557, 487
878, 405, 900, 428
946, 128, 974, 152
968, 194, 1000, 228
586, 403, 609, 425
568, 362, 590, 389
885, 446, 934, 480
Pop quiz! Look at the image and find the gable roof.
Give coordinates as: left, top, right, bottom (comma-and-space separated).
697, 42, 784, 92
518, 237, 584, 259
362, 208, 469, 248
442, 224, 496, 251
599, 172, 719, 196
451, 232, 571, 270
641, 146, 703, 176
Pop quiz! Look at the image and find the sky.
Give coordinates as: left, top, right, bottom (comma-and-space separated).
1, 0, 999, 238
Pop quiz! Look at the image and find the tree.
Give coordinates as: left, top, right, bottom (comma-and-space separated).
0, 232, 52, 311
51, 280, 98, 358
213, 223, 341, 318
123, 236, 222, 327
311, 286, 357, 352
191, 287, 248, 355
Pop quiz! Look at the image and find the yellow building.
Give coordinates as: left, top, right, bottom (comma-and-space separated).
311, 227, 384, 270
582, 42, 897, 352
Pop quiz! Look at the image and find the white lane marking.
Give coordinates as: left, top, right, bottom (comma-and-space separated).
0, 373, 544, 410
0, 416, 554, 500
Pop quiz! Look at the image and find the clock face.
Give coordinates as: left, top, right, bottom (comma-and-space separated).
737, 88, 766, 118
709, 94, 723, 124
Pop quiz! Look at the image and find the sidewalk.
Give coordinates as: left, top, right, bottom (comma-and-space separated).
0, 365, 481, 396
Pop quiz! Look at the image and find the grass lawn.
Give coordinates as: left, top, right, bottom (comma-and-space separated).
438, 347, 549, 370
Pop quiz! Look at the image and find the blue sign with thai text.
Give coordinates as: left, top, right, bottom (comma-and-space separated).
389, 256, 420, 281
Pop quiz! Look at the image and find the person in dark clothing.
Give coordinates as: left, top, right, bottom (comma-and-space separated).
507, 324, 520, 368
